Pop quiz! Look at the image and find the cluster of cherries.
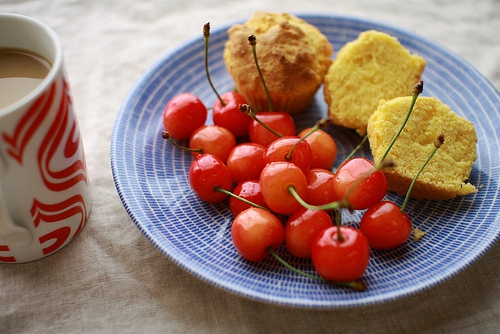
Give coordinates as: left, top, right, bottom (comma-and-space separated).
160, 23, 440, 291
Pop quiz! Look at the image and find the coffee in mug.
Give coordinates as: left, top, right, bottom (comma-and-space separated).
0, 48, 51, 109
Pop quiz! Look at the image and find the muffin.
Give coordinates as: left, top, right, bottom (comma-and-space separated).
367, 96, 477, 200
324, 30, 426, 135
223, 11, 333, 115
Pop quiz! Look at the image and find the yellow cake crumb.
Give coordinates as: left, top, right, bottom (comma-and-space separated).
413, 228, 427, 242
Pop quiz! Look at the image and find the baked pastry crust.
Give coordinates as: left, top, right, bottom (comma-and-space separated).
367, 96, 477, 200
324, 30, 426, 135
223, 11, 333, 114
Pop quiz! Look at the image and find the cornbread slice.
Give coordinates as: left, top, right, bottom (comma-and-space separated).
367, 96, 477, 200
223, 11, 333, 114
324, 30, 426, 135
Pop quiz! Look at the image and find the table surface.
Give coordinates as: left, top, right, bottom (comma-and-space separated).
1, 1, 500, 333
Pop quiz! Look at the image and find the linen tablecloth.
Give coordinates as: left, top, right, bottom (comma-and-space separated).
1, 0, 500, 332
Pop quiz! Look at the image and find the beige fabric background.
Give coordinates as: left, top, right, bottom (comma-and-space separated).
1, 0, 500, 333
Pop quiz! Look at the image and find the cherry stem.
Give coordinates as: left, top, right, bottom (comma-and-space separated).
377, 81, 424, 168
287, 186, 347, 243
238, 104, 282, 138
340, 134, 369, 167
204, 22, 225, 106
285, 118, 331, 161
301, 117, 331, 142
213, 187, 268, 211
400, 134, 444, 212
334, 208, 344, 242
266, 247, 367, 291
287, 186, 348, 212
162, 131, 202, 153
248, 34, 273, 111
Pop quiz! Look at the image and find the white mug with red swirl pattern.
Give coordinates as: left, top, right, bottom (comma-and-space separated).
0, 13, 91, 263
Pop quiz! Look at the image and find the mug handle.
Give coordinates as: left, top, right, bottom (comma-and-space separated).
0, 182, 33, 247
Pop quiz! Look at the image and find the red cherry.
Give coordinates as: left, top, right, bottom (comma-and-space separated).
305, 168, 339, 206
226, 142, 265, 184
188, 154, 233, 203
231, 207, 285, 262
359, 201, 413, 250
333, 157, 388, 210
229, 180, 268, 217
312, 226, 370, 282
298, 128, 338, 170
189, 125, 236, 163
263, 136, 312, 173
204, 24, 251, 138
213, 92, 251, 138
285, 208, 332, 259
248, 111, 296, 147
260, 161, 308, 215
163, 93, 208, 140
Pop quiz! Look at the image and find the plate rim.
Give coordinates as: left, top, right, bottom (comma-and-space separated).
110, 12, 500, 308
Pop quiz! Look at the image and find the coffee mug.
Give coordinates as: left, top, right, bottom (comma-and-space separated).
0, 13, 91, 263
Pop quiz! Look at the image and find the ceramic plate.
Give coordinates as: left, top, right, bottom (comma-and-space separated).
110, 14, 500, 308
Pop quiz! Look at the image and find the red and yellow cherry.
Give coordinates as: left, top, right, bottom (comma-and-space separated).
312, 226, 370, 282
226, 142, 265, 184
189, 125, 236, 163
188, 153, 233, 203
231, 207, 285, 262
333, 157, 388, 210
163, 92, 208, 140
359, 201, 412, 250
305, 168, 339, 207
203, 24, 250, 138
213, 92, 251, 138
298, 128, 338, 170
259, 161, 308, 215
285, 208, 332, 259
248, 111, 296, 147
263, 136, 312, 173
229, 180, 268, 217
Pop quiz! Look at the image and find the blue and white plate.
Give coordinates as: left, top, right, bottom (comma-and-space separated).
110, 14, 500, 308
